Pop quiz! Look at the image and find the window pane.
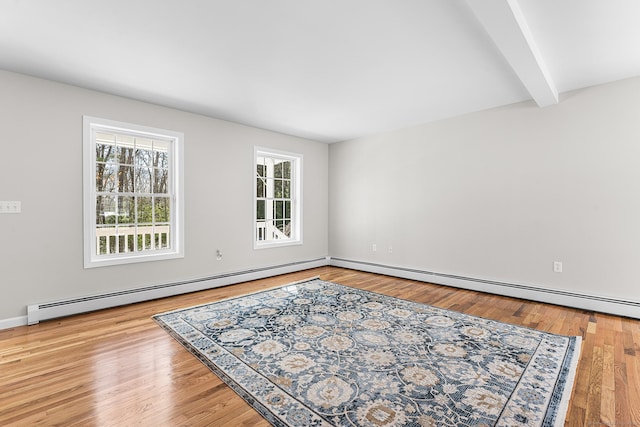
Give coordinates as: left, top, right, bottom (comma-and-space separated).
97, 225, 116, 254
118, 196, 135, 224
137, 226, 153, 251
136, 166, 152, 194
155, 226, 170, 249
256, 221, 265, 241
274, 180, 283, 198
283, 161, 291, 179
96, 142, 115, 163
283, 220, 291, 237
257, 163, 265, 178
98, 235, 107, 254
137, 197, 153, 223
96, 163, 117, 192
118, 225, 135, 252
285, 201, 291, 219
136, 230, 153, 251
153, 168, 169, 193
118, 165, 135, 193
97, 195, 116, 224
153, 140, 170, 168
257, 178, 265, 198
154, 197, 170, 222
274, 161, 283, 178
109, 235, 118, 254
116, 134, 134, 164
283, 180, 290, 198
135, 147, 152, 168
256, 200, 265, 220
117, 234, 134, 253
274, 200, 284, 219
117, 145, 134, 164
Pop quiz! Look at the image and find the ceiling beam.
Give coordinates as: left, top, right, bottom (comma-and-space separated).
467, 0, 558, 107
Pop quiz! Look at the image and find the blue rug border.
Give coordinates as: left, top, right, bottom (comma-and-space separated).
154, 314, 290, 427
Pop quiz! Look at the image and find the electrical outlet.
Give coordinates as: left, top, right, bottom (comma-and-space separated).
372, 244, 377, 252
216, 249, 223, 261
0, 201, 21, 213
553, 261, 563, 273
388, 246, 393, 253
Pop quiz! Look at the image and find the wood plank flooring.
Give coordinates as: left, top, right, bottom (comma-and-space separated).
1, 266, 639, 426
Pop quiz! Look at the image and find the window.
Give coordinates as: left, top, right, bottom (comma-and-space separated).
83, 116, 184, 268
254, 147, 302, 248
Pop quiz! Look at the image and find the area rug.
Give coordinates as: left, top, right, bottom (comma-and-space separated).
154, 278, 581, 427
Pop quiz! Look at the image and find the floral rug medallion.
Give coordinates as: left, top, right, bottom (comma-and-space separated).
154, 279, 581, 427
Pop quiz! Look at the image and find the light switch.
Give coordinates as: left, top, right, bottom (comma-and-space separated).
0, 201, 21, 213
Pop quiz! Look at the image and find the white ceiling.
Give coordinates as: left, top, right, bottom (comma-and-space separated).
1, 0, 639, 143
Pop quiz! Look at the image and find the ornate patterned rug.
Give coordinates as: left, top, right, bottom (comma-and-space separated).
154, 278, 581, 427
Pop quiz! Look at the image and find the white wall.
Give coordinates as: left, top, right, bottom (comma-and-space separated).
3, 69, 639, 323
329, 76, 640, 307
0, 70, 328, 321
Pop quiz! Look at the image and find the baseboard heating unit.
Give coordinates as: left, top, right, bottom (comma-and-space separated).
27, 257, 329, 325
330, 258, 640, 320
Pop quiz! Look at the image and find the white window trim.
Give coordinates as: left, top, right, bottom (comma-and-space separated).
83, 116, 184, 268
254, 146, 303, 249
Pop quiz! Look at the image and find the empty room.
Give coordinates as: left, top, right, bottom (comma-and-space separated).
1, 1, 639, 426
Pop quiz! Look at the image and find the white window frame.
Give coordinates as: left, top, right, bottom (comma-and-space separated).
83, 116, 184, 268
254, 147, 302, 249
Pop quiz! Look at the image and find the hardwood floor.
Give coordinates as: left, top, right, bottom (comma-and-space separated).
1, 267, 639, 426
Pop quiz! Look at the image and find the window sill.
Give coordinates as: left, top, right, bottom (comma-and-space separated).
254, 239, 302, 250
84, 250, 184, 268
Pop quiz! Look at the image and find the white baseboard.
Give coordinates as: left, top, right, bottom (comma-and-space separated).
7, 256, 637, 330
330, 257, 640, 319
18, 257, 329, 327
0, 315, 28, 330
